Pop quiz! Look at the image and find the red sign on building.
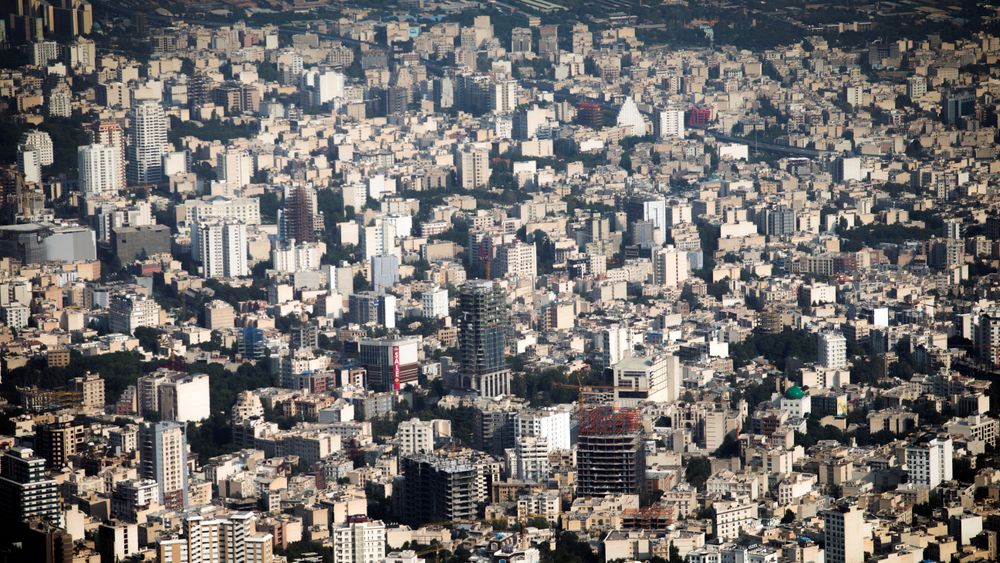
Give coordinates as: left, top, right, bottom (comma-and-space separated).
392, 345, 401, 392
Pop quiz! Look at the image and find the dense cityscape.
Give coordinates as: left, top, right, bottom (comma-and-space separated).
0, 0, 999, 562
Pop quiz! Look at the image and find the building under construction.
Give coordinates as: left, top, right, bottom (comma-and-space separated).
397, 452, 498, 526
279, 185, 319, 243
576, 406, 646, 502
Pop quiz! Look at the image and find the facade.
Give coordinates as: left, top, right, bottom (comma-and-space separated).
183, 196, 261, 230
87, 121, 126, 189
127, 101, 168, 185
348, 292, 396, 330
904, 433, 954, 488
821, 503, 864, 563
78, 143, 121, 195
109, 293, 161, 334
330, 520, 386, 563
457, 280, 511, 398
818, 331, 847, 369
457, 145, 490, 189
612, 354, 680, 405
112, 224, 171, 262
576, 407, 645, 501
421, 285, 449, 319
655, 109, 685, 139
139, 421, 189, 511
0, 447, 62, 527
158, 373, 211, 423
397, 418, 435, 456
158, 513, 273, 563
494, 242, 537, 280
192, 218, 248, 279
652, 246, 689, 288
514, 408, 571, 451
34, 415, 84, 469
359, 336, 420, 392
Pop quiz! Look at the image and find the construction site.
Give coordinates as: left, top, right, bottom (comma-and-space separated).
576, 406, 647, 502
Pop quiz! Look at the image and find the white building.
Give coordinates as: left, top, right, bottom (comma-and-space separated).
2, 304, 29, 330
330, 520, 385, 563
48, 87, 72, 117
301, 68, 345, 106
109, 293, 161, 335
18, 130, 54, 165
158, 373, 210, 423
421, 286, 449, 319
127, 101, 169, 185
712, 500, 758, 542
494, 242, 537, 280
362, 220, 398, 260
655, 108, 685, 139
512, 436, 550, 482
612, 353, 680, 405
192, 219, 248, 279
818, 331, 847, 369
79, 143, 123, 195
514, 408, 571, 451
616, 97, 646, 137
456, 145, 491, 189
490, 79, 518, 114
904, 433, 953, 488
397, 418, 435, 456
139, 421, 188, 510
272, 241, 323, 273
596, 325, 633, 368
821, 503, 865, 563
182, 196, 261, 230
17, 147, 41, 184
652, 245, 689, 288
214, 148, 253, 192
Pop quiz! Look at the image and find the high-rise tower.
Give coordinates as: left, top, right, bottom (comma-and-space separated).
457, 280, 510, 398
576, 406, 645, 501
127, 101, 168, 185
139, 421, 188, 511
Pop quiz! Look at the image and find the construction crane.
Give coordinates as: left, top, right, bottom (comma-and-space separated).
552, 367, 613, 407
414, 542, 444, 563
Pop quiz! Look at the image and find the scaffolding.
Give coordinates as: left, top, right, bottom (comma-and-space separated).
578, 406, 641, 436
622, 507, 675, 531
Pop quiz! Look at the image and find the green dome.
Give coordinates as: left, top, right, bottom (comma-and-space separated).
784, 386, 805, 400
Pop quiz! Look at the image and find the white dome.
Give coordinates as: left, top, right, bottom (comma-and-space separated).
616, 97, 646, 137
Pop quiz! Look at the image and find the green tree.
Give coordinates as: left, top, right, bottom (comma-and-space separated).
685, 457, 712, 489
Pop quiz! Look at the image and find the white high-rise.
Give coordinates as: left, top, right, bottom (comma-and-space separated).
818, 331, 848, 369
904, 433, 953, 488
214, 148, 253, 192
490, 79, 518, 114
128, 101, 169, 185
821, 503, 864, 563
330, 521, 386, 563
192, 219, 248, 279
514, 408, 571, 452
422, 286, 449, 319
18, 130, 54, 165
79, 144, 122, 195
597, 325, 633, 368
652, 245, 689, 288
456, 145, 491, 189
17, 148, 41, 184
656, 109, 685, 139
397, 418, 435, 456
